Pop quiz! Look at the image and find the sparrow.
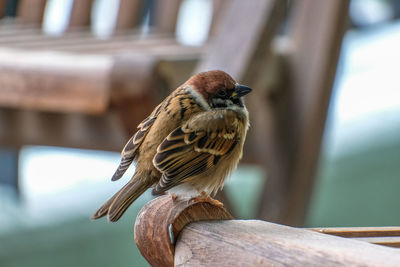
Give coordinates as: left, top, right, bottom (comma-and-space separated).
92, 70, 251, 222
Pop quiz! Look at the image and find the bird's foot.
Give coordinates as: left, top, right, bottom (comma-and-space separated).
207, 197, 224, 208
191, 191, 207, 203
191, 192, 224, 208
169, 193, 178, 201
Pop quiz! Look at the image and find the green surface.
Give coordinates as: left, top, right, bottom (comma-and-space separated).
224, 166, 265, 219
0, 204, 149, 267
307, 134, 400, 227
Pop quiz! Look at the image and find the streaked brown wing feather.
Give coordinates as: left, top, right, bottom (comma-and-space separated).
111, 103, 163, 181
152, 110, 240, 194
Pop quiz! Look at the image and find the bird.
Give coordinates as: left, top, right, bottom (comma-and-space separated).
92, 70, 251, 222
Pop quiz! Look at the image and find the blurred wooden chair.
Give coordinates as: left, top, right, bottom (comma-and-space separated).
0, 0, 225, 193
0, 0, 226, 132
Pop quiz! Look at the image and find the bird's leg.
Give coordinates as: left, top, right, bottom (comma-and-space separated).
191, 191, 207, 203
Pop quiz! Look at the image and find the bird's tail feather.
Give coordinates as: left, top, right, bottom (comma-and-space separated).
91, 192, 118, 220
91, 178, 150, 222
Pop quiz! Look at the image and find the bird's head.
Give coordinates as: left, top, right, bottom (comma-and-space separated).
185, 70, 252, 109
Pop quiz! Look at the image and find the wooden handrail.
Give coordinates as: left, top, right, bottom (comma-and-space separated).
134, 196, 400, 266
176, 221, 400, 266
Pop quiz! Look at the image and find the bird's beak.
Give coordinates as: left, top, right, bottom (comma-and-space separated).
232, 84, 252, 98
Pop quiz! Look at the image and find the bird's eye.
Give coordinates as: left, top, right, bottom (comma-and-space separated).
217, 90, 227, 97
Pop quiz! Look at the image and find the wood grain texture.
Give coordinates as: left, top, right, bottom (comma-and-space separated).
134, 195, 233, 267
175, 220, 400, 266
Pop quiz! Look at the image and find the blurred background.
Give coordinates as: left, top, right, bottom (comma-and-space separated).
0, 0, 399, 266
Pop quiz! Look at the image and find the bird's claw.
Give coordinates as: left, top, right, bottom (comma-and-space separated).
191, 191, 224, 208
170, 193, 178, 201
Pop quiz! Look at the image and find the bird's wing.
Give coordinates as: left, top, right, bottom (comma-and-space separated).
111, 103, 163, 181
152, 109, 240, 194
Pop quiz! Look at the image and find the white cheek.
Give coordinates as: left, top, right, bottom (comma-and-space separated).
186, 86, 211, 110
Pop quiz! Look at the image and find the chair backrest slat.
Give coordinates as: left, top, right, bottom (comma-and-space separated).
17, 0, 47, 24
151, 0, 182, 34
209, 0, 227, 35
0, 0, 7, 19
115, 0, 143, 31
4, 0, 225, 40
68, 0, 93, 29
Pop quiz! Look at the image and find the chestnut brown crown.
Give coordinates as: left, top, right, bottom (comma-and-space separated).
185, 70, 237, 99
